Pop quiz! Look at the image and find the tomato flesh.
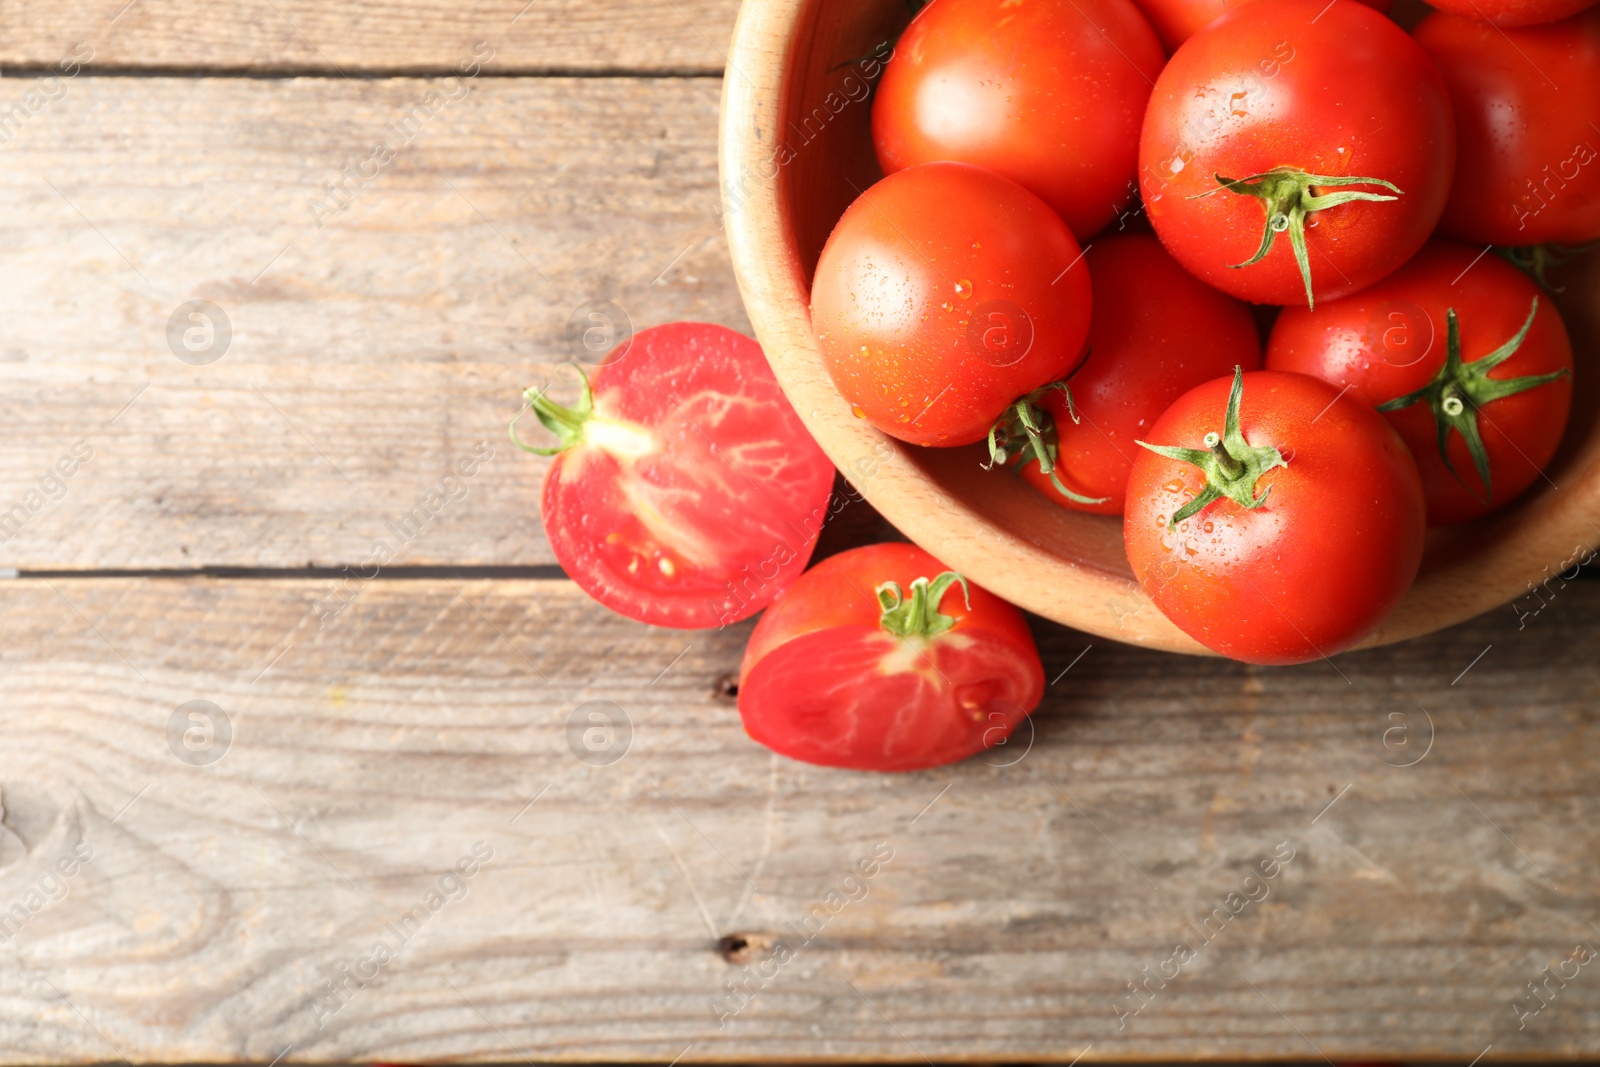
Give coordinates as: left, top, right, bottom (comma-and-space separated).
738, 543, 1045, 772
541, 323, 836, 629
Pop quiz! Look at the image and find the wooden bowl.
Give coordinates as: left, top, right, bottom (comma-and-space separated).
718, 0, 1600, 655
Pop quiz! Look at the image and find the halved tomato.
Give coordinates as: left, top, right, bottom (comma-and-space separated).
517, 323, 836, 629
738, 543, 1044, 772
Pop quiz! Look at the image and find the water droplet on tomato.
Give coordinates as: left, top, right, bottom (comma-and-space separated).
851, 404, 866, 419
941, 301, 954, 312
1162, 479, 1184, 493
954, 279, 973, 299
659, 557, 677, 578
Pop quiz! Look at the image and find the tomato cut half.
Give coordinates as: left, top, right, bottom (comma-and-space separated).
522, 323, 837, 629
738, 544, 1045, 772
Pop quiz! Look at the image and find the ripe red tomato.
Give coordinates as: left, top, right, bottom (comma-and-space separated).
520, 323, 836, 629
1131, 0, 1389, 54
1124, 369, 1426, 664
1139, 0, 1455, 307
1266, 241, 1574, 525
1011, 234, 1262, 515
1414, 8, 1600, 246
738, 543, 1044, 772
1422, 0, 1594, 26
873, 0, 1164, 239
811, 162, 1094, 447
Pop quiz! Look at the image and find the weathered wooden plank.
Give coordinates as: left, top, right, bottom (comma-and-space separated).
0, 75, 743, 570
0, 575, 1595, 1061
0, 0, 739, 74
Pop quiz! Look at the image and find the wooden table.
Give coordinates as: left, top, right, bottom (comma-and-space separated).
1, 0, 1597, 1060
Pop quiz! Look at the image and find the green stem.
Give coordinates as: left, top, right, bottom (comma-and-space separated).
1495, 240, 1599, 293
1190, 168, 1403, 309
1136, 367, 1286, 528
1375, 298, 1568, 506
983, 376, 1110, 506
877, 572, 970, 639
509, 364, 594, 456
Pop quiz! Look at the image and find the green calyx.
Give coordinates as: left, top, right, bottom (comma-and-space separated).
1136, 366, 1286, 528
1375, 298, 1568, 506
877, 571, 971, 639
1190, 168, 1403, 309
510, 364, 594, 456
983, 379, 1110, 506
1496, 241, 1598, 293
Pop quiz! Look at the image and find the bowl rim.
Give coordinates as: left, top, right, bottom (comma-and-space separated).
717, 0, 1600, 656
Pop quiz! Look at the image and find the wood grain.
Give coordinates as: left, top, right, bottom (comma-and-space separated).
1, 573, 1596, 1061
0, 75, 745, 570
0, 0, 740, 73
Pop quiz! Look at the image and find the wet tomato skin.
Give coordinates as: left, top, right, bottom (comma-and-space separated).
873, 0, 1164, 239
541, 323, 836, 630
1131, 0, 1389, 54
1138, 0, 1455, 306
811, 162, 1094, 448
1123, 372, 1426, 665
1414, 8, 1600, 246
1423, 0, 1595, 27
738, 543, 1045, 772
1019, 234, 1262, 514
1266, 242, 1574, 525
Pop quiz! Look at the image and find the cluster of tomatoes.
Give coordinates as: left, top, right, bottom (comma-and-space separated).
521, 0, 1594, 774
813, 0, 1593, 665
